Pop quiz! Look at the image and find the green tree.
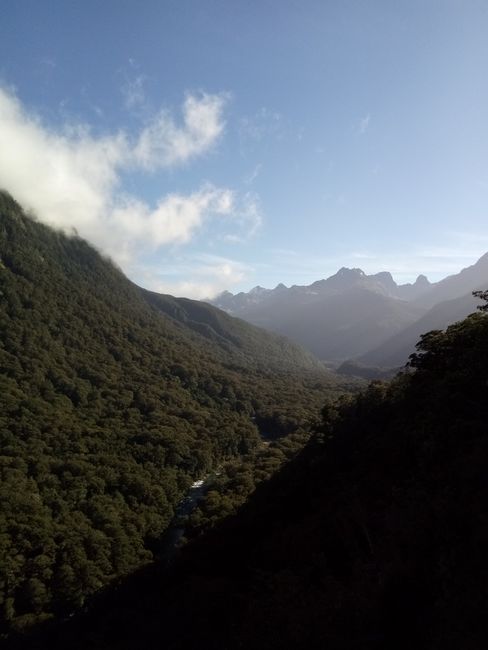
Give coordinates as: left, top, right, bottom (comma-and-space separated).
473, 289, 488, 311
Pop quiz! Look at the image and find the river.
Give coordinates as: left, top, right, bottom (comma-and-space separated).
156, 477, 210, 563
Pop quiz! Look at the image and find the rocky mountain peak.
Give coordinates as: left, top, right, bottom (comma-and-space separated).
337, 267, 365, 277
249, 285, 267, 295
414, 274, 430, 287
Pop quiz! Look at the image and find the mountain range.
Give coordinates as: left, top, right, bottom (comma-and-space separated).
211, 255, 488, 367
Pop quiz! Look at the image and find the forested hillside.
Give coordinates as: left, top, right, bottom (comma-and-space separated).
0, 191, 350, 632
26, 296, 488, 650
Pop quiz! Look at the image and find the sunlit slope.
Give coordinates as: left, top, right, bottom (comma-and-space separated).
142, 289, 323, 372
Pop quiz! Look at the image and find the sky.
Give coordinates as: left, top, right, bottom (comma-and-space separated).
1, 0, 488, 298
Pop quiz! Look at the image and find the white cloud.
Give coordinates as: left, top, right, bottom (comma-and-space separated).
0, 87, 128, 232
106, 186, 234, 262
244, 163, 263, 185
239, 107, 283, 147
122, 74, 147, 111
0, 86, 247, 281
133, 254, 251, 300
222, 193, 263, 243
134, 92, 228, 169
358, 113, 371, 134
240, 192, 263, 236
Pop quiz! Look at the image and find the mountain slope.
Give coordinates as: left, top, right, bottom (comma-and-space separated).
259, 286, 425, 360
142, 289, 322, 372
24, 307, 488, 650
0, 191, 347, 630
359, 291, 483, 367
413, 253, 488, 309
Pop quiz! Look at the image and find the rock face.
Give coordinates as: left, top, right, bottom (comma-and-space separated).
396, 274, 431, 300
210, 255, 488, 365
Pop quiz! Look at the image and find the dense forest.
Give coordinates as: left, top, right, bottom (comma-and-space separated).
0, 191, 355, 632
17, 292, 488, 650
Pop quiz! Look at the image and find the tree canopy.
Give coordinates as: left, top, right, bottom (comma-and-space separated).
25, 302, 488, 650
0, 191, 355, 632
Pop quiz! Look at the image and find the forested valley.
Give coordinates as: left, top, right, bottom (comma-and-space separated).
17, 290, 488, 650
2, 190, 488, 650
0, 191, 356, 634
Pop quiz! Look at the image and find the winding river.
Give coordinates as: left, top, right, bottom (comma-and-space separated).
157, 477, 210, 563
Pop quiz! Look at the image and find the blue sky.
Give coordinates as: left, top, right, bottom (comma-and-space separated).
1, 0, 488, 297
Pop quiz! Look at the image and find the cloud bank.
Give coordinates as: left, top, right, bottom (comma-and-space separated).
0, 86, 254, 296
136, 254, 251, 300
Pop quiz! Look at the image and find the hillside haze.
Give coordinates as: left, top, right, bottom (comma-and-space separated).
212, 256, 488, 366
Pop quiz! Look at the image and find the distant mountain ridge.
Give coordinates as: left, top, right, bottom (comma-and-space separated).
211, 255, 488, 366
214, 266, 433, 314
